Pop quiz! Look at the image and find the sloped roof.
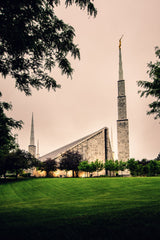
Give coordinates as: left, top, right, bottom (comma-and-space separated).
40, 127, 108, 161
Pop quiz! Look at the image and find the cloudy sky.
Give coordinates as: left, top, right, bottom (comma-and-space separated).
1, 0, 160, 160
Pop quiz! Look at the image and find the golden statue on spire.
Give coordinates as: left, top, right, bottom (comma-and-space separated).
119, 35, 124, 48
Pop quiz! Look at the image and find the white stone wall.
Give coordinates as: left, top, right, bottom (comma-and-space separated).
36, 128, 113, 177
117, 120, 129, 162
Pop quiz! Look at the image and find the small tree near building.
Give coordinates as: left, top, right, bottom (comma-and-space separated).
78, 160, 91, 177
40, 158, 57, 177
105, 160, 115, 176
127, 159, 139, 176
88, 162, 96, 177
94, 159, 104, 176
60, 150, 82, 177
118, 160, 126, 176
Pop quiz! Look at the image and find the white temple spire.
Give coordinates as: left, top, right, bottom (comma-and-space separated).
28, 113, 36, 157
119, 35, 124, 80
30, 113, 35, 145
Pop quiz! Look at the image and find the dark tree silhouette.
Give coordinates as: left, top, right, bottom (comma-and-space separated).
40, 158, 57, 177
0, 0, 97, 169
0, 93, 23, 177
2, 149, 38, 179
60, 150, 82, 177
0, 0, 97, 95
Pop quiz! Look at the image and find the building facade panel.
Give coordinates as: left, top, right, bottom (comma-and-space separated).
117, 120, 129, 162
36, 128, 113, 177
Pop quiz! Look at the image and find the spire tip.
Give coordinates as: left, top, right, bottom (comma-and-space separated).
119, 35, 124, 48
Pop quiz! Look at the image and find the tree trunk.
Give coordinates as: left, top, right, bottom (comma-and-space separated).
72, 170, 74, 178
75, 171, 79, 177
3, 172, 6, 179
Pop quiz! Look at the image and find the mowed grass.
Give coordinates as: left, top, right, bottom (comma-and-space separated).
0, 177, 160, 240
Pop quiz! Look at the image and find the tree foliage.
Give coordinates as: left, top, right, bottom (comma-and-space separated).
105, 160, 115, 176
127, 158, 160, 176
0, 149, 39, 178
155, 152, 160, 161
0, 92, 23, 162
60, 150, 82, 177
39, 158, 57, 177
94, 159, 104, 176
0, 0, 97, 95
78, 160, 90, 177
105, 160, 127, 176
78, 160, 104, 177
138, 46, 160, 119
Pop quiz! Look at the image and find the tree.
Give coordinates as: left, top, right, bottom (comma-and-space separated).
39, 158, 57, 177
118, 160, 126, 175
148, 160, 160, 176
88, 161, 96, 177
137, 46, 160, 119
114, 160, 119, 175
0, 1, 97, 164
105, 160, 115, 177
139, 159, 149, 176
0, 93, 23, 177
4, 149, 39, 179
59, 150, 82, 177
155, 153, 160, 161
94, 159, 104, 176
126, 158, 139, 176
78, 160, 90, 177
0, 0, 97, 95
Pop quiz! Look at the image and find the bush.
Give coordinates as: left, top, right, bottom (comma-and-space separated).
21, 173, 31, 177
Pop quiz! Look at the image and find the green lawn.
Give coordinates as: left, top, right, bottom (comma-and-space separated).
0, 177, 160, 239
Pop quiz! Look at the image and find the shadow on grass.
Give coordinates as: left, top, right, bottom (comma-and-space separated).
0, 177, 35, 185
0, 206, 160, 240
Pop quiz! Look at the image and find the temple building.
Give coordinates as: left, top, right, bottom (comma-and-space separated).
29, 39, 130, 177
39, 127, 114, 177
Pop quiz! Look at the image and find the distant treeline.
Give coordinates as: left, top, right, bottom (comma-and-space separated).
1, 149, 160, 178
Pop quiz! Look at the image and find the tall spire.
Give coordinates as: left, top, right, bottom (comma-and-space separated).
117, 37, 130, 162
119, 36, 124, 80
28, 113, 36, 157
30, 113, 35, 145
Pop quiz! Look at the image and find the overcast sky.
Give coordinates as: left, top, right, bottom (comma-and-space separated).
1, 0, 160, 160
